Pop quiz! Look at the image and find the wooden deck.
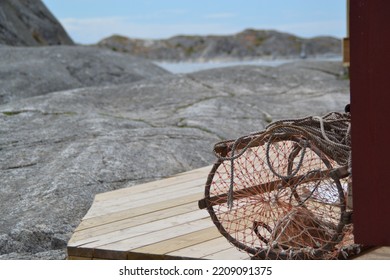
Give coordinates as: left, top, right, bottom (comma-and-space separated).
67, 165, 250, 260
67, 165, 390, 260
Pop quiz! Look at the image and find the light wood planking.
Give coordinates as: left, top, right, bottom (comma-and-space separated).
67, 165, 390, 260
84, 182, 204, 220
168, 236, 246, 259
203, 247, 251, 260
132, 227, 221, 255
68, 165, 237, 260
76, 193, 201, 231
93, 217, 213, 251
93, 176, 206, 208
353, 246, 390, 260
94, 166, 210, 201
72, 210, 210, 248
70, 202, 200, 244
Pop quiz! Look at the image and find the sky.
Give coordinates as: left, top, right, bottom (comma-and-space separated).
42, 0, 347, 45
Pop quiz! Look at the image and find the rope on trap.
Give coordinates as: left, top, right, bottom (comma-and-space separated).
201, 111, 360, 259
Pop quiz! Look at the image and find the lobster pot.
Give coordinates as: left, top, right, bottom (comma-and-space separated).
200, 123, 357, 259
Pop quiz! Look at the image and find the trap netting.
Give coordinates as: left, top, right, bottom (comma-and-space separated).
199, 112, 360, 259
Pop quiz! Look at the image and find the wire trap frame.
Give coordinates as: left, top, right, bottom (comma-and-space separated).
198, 112, 360, 259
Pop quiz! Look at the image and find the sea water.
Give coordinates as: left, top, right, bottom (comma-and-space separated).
154, 56, 342, 74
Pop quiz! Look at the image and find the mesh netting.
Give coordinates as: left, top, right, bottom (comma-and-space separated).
199, 112, 361, 259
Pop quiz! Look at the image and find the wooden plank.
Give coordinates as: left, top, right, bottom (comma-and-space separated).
81, 194, 200, 233
132, 226, 220, 255
92, 249, 128, 260
71, 209, 209, 247
84, 181, 204, 219
88, 183, 203, 218
67, 256, 93, 260
125, 252, 198, 260
95, 166, 211, 201
73, 192, 201, 232
353, 246, 390, 260
70, 201, 199, 244
94, 176, 206, 207
167, 236, 236, 259
94, 218, 213, 254
203, 247, 250, 260
67, 165, 250, 260
350, 0, 390, 245
67, 246, 94, 259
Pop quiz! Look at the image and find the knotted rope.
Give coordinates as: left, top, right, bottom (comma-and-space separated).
213, 111, 351, 208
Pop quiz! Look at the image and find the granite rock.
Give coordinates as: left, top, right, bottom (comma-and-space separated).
0, 61, 349, 259
0, 0, 74, 46
98, 29, 341, 61
0, 45, 170, 104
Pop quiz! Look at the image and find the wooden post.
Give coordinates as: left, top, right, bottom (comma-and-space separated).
350, 0, 390, 245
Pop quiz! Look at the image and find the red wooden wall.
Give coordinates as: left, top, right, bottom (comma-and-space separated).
350, 0, 390, 245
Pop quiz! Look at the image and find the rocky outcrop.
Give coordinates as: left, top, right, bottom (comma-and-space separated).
98, 29, 341, 61
0, 45, 170, 104
0, 0, 349, 261
0, 0, 74, 46
0, 56, 349, 259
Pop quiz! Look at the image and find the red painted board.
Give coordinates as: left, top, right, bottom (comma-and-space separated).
350, 0, 390, 245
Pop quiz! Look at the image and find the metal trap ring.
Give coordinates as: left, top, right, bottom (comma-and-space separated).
199, 134, 350, 259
